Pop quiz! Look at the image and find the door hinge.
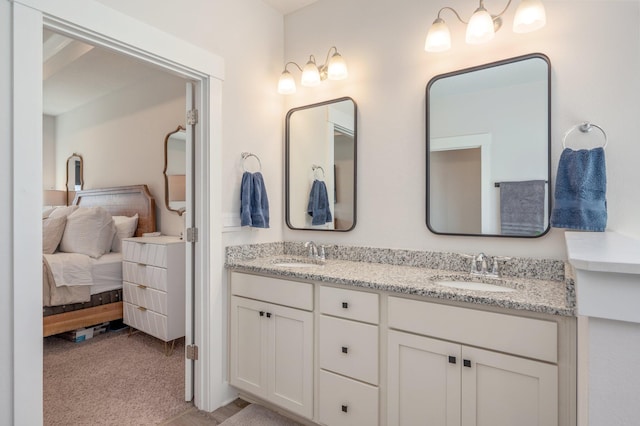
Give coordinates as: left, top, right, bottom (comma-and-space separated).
186, 227, 198, 243
187, 108, 198, 125
186, 344, 199, 361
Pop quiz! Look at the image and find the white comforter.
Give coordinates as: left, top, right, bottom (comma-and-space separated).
43, 252, 93, 287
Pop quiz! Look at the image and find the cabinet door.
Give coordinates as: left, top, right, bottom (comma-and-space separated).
267, 303, 314, 419
388, 330, 461, 426
461, 346, 558, 426
229, 296, 268, 398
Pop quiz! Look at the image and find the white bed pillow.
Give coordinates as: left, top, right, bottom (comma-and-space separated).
42, 216, 67, 254
42, 207, 56, 219
48, 205, 79, 219
59, 207, 116, 258
111, 214, 139, 252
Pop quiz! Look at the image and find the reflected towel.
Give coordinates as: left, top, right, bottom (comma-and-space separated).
500, 180, 546, 236
550, 147, 607, 231
240, 171, 270, 228
307, 180, 332, 225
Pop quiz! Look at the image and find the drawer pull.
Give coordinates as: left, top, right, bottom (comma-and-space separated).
341, 346, 349, 354
463, 359, 471, 368
342, 302, 349, 309
448, 356, 456, 364
137, 284, 147, 290
341, 404, 348, 413
137, 306, 147, 312
137, 263, 146, 267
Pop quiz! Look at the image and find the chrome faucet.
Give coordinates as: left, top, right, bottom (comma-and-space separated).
304, 241, 326, 263
467, 252, 511, 277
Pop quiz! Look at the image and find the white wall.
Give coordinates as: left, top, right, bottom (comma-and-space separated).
43, 115, 57, 189
54, 70, 187, 236
282, 0, 640, 260
0, 1, 13, 423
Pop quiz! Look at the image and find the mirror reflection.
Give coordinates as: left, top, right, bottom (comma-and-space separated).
163, 126, 186, 216
66, 153, 83, 205
286, 97, 357, 231
427, 54, 551, 237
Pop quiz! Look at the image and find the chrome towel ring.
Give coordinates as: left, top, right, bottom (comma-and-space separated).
241, 152, 262, 172
562, 122, 608, 150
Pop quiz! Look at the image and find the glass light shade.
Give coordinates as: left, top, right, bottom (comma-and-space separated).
425, 18, 451, 52
277, 70, 296, 94
513, 0, 546, 33
466, 7, 495, 44
327, 53, 348, 80
301, 60, 321, 87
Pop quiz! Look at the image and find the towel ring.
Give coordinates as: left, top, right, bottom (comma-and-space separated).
241, 152, 262, 172
562, 122, 608, 150
312, 164, 325, 179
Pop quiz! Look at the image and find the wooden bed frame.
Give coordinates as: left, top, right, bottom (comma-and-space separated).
43, 185, 156, 337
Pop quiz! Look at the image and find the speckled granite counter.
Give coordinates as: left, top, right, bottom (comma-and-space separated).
226, 242, 575, 317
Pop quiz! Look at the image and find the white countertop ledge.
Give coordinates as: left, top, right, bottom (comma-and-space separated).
565, 231, 640, 274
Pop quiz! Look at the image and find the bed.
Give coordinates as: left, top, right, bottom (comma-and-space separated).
42, 185, 156, 337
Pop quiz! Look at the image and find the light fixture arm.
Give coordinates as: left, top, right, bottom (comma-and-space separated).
436, 0, 515, 27
283, 61, 304, 73
436, 6, 468, 25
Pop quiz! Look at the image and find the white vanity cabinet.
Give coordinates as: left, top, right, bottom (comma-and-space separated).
122, 236, 185, 342
318, 285, 380, 426
387, 296, 559, 426
229, 273, 314, 419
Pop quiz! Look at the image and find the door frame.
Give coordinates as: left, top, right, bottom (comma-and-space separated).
11, 1, 226, 423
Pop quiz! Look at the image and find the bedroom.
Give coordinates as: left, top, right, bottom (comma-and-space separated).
42, 28, 193, 422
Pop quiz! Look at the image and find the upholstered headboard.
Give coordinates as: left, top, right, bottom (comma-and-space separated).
72, 185, 157, 236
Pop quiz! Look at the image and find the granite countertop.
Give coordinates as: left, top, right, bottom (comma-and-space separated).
226, 248, 575, 317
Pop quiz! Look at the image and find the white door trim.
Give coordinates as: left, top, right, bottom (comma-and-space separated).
11, 0, 225, 422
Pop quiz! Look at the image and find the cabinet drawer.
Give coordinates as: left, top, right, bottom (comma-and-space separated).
124, 301, 184, 342
231, 272, 313, 311
319, 369, 378, 426
319, 315, 379, 385
123, 261, 167, 292
122, 240, 167, 267
123, 282, 167, 315
388, 297, 558, 363
320, 285, 379, 324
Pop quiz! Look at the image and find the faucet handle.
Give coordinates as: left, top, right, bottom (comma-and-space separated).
317, 245, 326, 261
490, 256, 512, 276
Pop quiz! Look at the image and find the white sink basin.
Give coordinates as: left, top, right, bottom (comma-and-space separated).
435, 280, 515, 292
273, 262, 317, 268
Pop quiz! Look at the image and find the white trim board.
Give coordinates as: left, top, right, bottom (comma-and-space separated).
10, 0, 228, 422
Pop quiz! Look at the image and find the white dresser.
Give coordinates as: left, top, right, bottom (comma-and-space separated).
122, 236, 185, 342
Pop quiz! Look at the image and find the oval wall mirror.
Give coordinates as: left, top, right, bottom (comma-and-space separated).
163, 125, 186, 216
426, 53, 551, 238
286, 97, 357, 231
65, 153, 83, 205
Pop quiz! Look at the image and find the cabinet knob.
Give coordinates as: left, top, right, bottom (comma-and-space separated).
137, 306, 147, 312
342, 302, 349, 309
341, 346, 349, 354
341, 404, 348, 413
448, 356, 456, 364
259, 311, 265, 317
266, 312, 272, 318
137, 284, 147, 290
463, 359, 471, 368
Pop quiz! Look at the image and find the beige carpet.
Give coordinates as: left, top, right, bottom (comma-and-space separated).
219, 404, 303, 426
44, 329, 190, 425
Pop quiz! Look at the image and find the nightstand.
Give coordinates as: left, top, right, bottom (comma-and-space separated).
121, 236, 185, 350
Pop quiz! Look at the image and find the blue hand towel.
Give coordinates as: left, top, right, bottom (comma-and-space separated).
240, 171, 270, 228
500, 180, 546, 236
307, 180, 332, 225
550, 147, 607, 231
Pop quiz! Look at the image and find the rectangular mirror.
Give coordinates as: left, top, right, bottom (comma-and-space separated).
427, 53, 551, 237
286, 97, 357, 231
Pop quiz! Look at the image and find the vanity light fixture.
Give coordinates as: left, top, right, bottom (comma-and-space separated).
425, 0, 546, 52
278, 46, 348, 94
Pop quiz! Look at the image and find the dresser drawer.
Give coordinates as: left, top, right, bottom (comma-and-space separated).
124, 301, 184, 341
122, 240, 167, 267
319, 369, 378, 426
388, 296, 558, 363
123, 282, 167, 315
231, 272, 313, 311
319, 315, 379, 385
320, 285, 379, 324
122, 261, 167, 292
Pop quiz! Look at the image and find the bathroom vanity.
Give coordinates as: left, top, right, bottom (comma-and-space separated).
226, 243, 576, 426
